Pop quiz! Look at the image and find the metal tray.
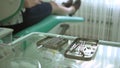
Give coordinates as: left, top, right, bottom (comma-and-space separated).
64, 38, 99, 61
36, 36, 68, 50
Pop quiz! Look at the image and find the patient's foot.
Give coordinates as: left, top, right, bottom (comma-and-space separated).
69, 0, 81, 16
62, 0, 73, 7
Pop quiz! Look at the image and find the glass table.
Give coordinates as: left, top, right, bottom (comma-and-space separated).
7, 32, 120, 68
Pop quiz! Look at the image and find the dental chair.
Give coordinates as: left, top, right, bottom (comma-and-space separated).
15, 15, 84, 37
0, 0, 84, 37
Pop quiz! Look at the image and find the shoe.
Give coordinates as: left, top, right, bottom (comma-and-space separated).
62, 0, 73, 7
69, 0, 81, 16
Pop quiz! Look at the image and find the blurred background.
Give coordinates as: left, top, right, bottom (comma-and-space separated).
50, 0, 120, 42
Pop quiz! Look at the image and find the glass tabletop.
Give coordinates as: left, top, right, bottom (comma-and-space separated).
36, 41, 120, 68
9, 32, 120, 68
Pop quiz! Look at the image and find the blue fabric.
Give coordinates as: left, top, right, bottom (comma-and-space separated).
0, 2, 52, 34
23, 2, 52, 24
